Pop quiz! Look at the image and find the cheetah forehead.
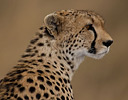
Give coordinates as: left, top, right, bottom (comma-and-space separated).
55, 9, 104, 24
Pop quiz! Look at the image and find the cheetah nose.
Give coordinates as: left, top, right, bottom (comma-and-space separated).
103, 40, 113, 47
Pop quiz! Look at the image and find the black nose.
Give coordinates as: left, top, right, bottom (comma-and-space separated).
103, 40, 113, 47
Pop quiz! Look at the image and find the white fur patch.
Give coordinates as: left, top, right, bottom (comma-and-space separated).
84, 47, 110, 59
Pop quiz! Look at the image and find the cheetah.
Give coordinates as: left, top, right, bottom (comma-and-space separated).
0, 9, 113, 100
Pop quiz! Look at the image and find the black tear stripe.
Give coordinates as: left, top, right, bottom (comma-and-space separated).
88, 24, 97, 54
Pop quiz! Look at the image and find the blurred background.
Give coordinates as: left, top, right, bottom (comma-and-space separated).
0, 0, 128, 100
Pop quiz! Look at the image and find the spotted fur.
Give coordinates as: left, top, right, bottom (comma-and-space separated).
0, 9, 113, 100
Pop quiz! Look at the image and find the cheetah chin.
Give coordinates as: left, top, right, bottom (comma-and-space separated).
85, 47, 110, 59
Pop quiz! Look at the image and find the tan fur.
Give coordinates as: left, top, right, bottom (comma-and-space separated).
0, 9, 113, 100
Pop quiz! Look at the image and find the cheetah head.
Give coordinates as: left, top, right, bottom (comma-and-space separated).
44, 9, 113, 60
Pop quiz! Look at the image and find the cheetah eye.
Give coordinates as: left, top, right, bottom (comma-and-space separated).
79, 24, 93, 33
85, 24, 93, 30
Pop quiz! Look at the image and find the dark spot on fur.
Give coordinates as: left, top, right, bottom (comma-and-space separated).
27, 78, 33, 83
39, 34, 43, 38
43, 93, 49, 98
39, 84, 45, 90
45, 69, 51, 73
35, 83, 38, 86
57, 98, 60, 100
11, 88, 14, 93
65, 87, 68, 92
58, 56, 61, 60
45, 76, 50, 80
30, 38, 38, 44
66, 97, 69, 100
58, 78, 63, 83
29, 87, 35, 93
62, 51, 65, 54
37, 70, 44, 74
56, 82, 60, 86
66, 50, 68, 53
63, 57, 66, 61
67, 62, 72, 65
69, 51, 71, 54
60, 63, 64, 67
38, 59, 43, 62
66, 56, 69, 60
46, 81, 52, 86
24, 95, 29, 99
17, 84, 22, 88
74, 44, 78, 47
71, 53, 74, 56
50, 89, 54, 95
35, 50, 38, 53
50, 75, 55, 80
68, 88, 72, 93
37, 76, 44, 82
36, 93, 41, 99
61, 88, 65, 93
47, 62, 51, 65
26, 49, 32, 52
32, 63, 38, 66
63, 78, 67, 84
55, 86, 60, 91
16, 74, 23, 80
71, 66, 74, 69
43, 65, 50, 68
73, 40, 76, 43
61, 67, 64, 71
52, 65, 57, 68
37, 42, 44, 46
47, 43, 50, 46
54, 61, 57, 65
31, 53, 36, 57
33, 46, 36, 49
56, 71, 61, 75
69, 47, 71, 51
14, 94, 18, 98
22, 54, 30, 58
17, 97, 23, 100
41, 53, 46, 56
27, 71, 35, 74
39, 27, 43, 30
75, 34, 78, 37
49, 53, 52, 57
19, 87, 25, 92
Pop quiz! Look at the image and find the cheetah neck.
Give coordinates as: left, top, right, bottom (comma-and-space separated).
61, 47, 86, 72
18, 31, 73, 81
18, 27, 86, 81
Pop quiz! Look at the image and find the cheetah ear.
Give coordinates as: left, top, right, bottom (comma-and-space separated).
44, 13, 63, 38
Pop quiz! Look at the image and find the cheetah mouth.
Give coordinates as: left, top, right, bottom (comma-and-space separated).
86, 48, 110, 59
97, 51, 108, 56
95, 48, 110, 59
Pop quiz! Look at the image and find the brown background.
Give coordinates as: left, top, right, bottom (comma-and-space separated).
0, 0, 128, 100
